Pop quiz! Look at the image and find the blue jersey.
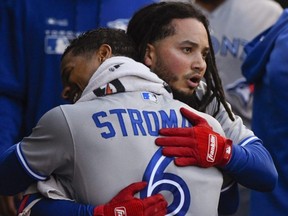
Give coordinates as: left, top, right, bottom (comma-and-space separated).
242, 9, 288, 216
0, 0, 154, 153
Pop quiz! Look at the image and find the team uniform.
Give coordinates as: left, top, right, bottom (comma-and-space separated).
196, 0, 283, 128
0, 1, 278, 213
0, 57, 226, 216
242, 9, 288, 215
0, 0, 155, 154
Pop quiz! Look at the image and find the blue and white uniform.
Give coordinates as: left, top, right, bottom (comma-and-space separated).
0, 57, 226, 216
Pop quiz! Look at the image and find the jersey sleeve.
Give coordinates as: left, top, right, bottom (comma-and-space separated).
18, 106, 75, 180
215, 102, 278, 191
20, 193, 95, 216
224, 137, 277, 191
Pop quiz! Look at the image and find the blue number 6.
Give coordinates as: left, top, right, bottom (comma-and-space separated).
140, 148, 190, 215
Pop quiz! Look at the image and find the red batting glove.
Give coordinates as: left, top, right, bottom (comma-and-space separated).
155, 107, 232, 168
94, 181, 167, 216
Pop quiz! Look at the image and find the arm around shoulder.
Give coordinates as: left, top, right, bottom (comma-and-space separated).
223, 138, 278, 191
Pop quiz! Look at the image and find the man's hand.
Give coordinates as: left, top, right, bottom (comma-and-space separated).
155, 107, 233, 168
94, 181, 167, 216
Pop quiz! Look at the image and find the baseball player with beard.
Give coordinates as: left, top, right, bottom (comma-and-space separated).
0, 28, 232, 216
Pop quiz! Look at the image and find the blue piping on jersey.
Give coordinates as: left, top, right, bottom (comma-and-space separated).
16, 143, 47, 180
238, 135, 260, 147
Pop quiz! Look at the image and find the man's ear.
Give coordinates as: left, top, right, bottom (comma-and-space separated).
98, 44, 112, 63
144, 43, 156, 67
61, 86, 71, 100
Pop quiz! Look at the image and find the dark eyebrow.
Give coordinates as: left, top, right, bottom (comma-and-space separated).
180, 40, 210, 52
179, 40, 198, 47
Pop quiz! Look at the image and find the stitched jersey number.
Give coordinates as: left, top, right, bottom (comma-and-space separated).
140, 148, 190, 215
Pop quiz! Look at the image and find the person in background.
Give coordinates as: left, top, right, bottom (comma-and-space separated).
242, 9, 288, 216
0, 1, 154, 215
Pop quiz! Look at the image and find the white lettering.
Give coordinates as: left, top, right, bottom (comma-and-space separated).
207, 134, 217, 162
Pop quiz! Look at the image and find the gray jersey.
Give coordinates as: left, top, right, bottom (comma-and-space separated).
17, 57, 225, 216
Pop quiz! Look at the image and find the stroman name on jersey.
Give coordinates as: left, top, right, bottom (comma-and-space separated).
92, 108, 192, 139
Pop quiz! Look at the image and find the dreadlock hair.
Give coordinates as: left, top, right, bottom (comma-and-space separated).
62, 27, 139, 61
127, 1, 234, 120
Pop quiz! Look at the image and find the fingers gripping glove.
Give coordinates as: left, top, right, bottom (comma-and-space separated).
155, 107, 232, 168
93, 181, 167, 216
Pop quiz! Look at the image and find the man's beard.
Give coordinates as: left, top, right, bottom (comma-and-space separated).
171, 87, 198, 109
152, 59, 176, 88
151, 57, 199, 109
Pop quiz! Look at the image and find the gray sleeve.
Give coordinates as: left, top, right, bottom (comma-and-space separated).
20, 106, 74, 180
207, 98, 255, 145
196, 81, 255, 144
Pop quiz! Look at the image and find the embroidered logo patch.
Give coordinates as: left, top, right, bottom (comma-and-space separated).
114, 207, 127, 216
141, 92, 157, 102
